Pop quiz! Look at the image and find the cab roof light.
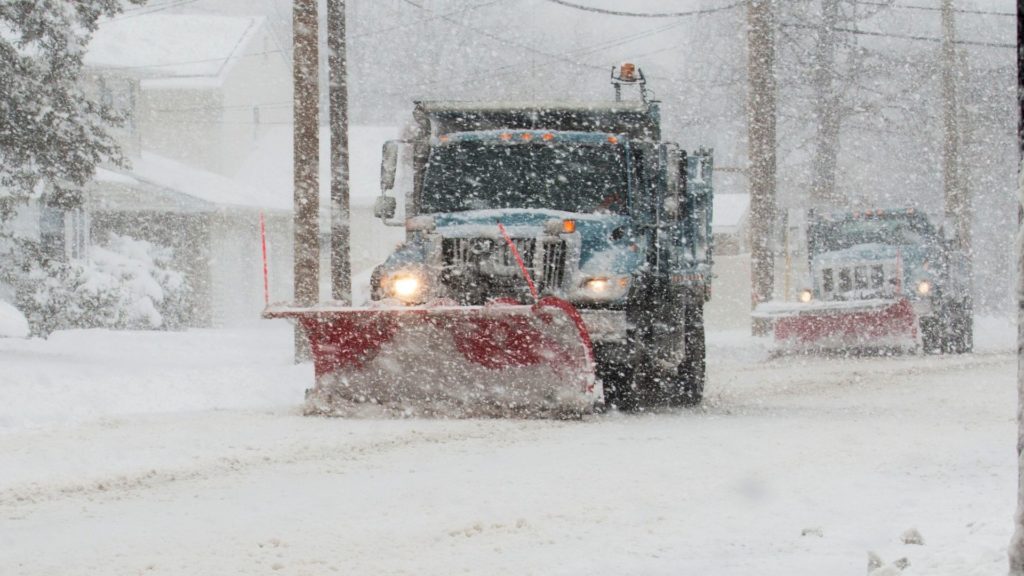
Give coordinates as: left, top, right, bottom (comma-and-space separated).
499, 132, 512, 141
521, 132, 533, 141
607, 135, 619, 144
619, 62, 637, 82
562, 219, 576, 234
542, 132, 555, 141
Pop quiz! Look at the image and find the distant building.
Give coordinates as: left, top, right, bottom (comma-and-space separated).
712, 193, 750, 255
77, 13, 295, 327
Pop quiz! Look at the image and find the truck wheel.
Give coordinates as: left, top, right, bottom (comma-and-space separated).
943, 300, 973, 354
670, 303, 705, 407
596, 358, 637, 411
920, 316, 943, 355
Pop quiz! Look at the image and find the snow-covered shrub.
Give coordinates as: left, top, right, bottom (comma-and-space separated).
0, 299, 29, 338
17, 234, 188, 336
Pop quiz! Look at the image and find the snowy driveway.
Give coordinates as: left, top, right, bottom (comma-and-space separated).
0, 322, 1015, 575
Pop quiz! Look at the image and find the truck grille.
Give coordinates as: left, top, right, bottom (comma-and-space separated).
540, 239, 567, 290
820, 262, 894, 300
442, 237, 536, 272
441, 237, 568, 294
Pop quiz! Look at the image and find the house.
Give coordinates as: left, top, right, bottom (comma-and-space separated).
79, 13, 296, 327
76, 11, 410, 326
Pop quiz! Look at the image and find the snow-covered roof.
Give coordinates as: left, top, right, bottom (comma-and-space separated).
713, 193, 749, 232
84, 14, 262, 83
128, 152, 288, 211
89, 126, 398, 213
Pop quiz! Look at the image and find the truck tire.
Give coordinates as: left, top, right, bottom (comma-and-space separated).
943, 299, 973, 354
617, 276, 685, 410
920, 316, 943, 355
670, 302, 705, 407
594, 350, 636, 411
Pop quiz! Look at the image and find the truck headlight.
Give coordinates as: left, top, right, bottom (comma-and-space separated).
916, 280, 932, 296
798, 289, 813, 303
385, 271, 426, 303
578, 276, 631, 301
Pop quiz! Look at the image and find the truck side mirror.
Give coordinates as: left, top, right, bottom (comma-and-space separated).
374, 196, 397, 220
381, 140, 400, 192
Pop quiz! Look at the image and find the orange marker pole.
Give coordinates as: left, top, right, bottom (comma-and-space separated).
260, 211, 270, 307
498, 222, 539, 302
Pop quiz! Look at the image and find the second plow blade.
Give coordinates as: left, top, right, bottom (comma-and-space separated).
271, 297, 601, 418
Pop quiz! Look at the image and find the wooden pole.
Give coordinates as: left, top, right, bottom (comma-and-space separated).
293, 0, 320, 359
942, 0, 969, 256
328, 0, 351, 304
746, 0, 778, 334
810, 0, 842, 208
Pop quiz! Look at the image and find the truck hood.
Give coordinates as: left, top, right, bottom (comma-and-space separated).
431, 209, 615, 235
429, 209, 642, 273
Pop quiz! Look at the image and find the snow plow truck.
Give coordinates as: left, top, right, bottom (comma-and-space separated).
753, 208, 973, 355
268, 65, 714, 417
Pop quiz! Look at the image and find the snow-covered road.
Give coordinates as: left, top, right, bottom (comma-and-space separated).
0, 322, 1016, 575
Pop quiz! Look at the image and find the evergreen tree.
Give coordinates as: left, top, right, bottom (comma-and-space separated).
0, 0, 143, 323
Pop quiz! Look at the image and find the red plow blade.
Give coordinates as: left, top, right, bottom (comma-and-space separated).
266, 296, 600, 418
756, 298, 918, 352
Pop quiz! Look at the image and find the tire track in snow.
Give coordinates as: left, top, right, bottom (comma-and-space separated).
0, 416, 572, 510
705, 351, 1012, 414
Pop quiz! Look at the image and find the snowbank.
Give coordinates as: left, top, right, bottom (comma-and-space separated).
0, 301, 28, 339
0, 322, 306, 433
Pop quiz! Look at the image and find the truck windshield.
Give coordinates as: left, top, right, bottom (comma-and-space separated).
421, 141, 629, 214
808, 216, 937, 255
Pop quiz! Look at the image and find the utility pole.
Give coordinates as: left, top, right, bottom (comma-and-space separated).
747, 0, 778, 334
293, 0, 320, 359
328, 0, 351, 304
942, 0, 969, 256
1009, 3, 1024, 574
810, 0, 843, 208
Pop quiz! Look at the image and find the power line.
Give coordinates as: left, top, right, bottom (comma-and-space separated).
396, 0, 606, 71
541, 0, 744, 18
351, 0, 503, 39
859, 1, 1014, 17
373, 20, 690, 98
91, 1, 503, 72
780, 22, 1014, 49
840, 26, 1014, 48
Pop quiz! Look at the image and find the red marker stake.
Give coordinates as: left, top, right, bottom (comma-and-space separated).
260, 211, 270, 307
498, 222, 539, 302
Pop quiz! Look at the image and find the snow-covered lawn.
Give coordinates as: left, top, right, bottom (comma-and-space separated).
0, 320, 1016, 575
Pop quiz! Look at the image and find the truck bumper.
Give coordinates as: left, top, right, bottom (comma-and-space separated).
580, 309, 631, 343
755, 298, 919, 351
